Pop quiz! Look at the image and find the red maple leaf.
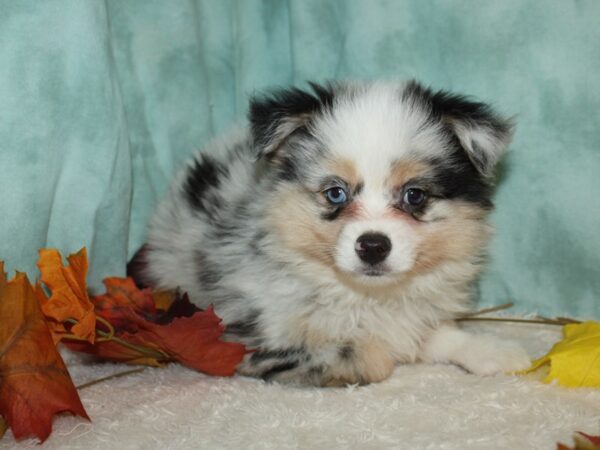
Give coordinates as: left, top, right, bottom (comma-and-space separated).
557, 432, 600, 449
66, 277, 247, 376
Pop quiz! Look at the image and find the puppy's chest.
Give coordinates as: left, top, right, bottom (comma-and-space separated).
279, 286, 431, 362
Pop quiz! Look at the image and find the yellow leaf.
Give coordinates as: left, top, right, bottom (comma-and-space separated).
524, 321, 600, 387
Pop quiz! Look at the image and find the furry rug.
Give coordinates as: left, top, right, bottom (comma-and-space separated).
2, 322, 599, 449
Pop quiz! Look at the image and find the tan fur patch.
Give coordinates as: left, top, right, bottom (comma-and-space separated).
332, 268, 408, 299
351, 337, 396, 383
407, 201, 491, 276
321, 337, 395, 386
292, 314, 396, 386
326, 158, 361, 188
265, 185, 343, 269
386, 158, 432, 189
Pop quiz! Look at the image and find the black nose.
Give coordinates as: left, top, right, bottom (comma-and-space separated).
355, 233, 392, 265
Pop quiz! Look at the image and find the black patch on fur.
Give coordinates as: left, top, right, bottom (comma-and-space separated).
412, 145, 494, 208
183, 155, 228, 212
225, 309, 261, 338
194, 250, 222, 289
210, 223, 243, 244
403, 80, 511, 178
354, 182, 364, 196
338, 345, 354, 360
321, 206, 344, 221
402, 80, 510, 130
249, 229, 268, 256
277, 153, 300, 181
250, 348, 305, 364
260, 361, 300, 381
249, 82, 336, 158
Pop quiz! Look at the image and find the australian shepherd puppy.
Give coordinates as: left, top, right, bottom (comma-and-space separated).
131, 80, 530, 386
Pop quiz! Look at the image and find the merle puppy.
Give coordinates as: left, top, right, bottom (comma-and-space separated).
131, 81, 530, 386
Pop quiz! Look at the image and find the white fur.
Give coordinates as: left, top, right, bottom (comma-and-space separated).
315, 83, 450, 193
451, 121, 513, 177
420, 324, 531, 375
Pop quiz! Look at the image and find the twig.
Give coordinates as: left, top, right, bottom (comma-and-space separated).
458, 302, 514, 318
105, 335, 169, 360
76, 368, 146, 390
456, 301, 582, 326
457, 316, 580, 326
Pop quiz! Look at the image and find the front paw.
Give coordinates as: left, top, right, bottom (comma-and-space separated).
458, 337, 531, 376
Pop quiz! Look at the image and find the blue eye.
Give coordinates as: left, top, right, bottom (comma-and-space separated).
324, 187, 348, 204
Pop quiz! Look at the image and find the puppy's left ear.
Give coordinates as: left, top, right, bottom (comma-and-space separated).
431, 88, 514, 178
249, 82, 336, 159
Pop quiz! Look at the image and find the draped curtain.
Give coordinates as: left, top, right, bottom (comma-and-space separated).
1, 0, 598, 316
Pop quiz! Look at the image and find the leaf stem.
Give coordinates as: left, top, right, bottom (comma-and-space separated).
63, 317, 169, 361
105, 335, 169, 360
76, 368, 146, 390
95, 316, 115, 341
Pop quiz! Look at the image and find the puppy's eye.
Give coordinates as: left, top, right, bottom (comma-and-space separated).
324, 187, 348, 205
403, 188, 427, 207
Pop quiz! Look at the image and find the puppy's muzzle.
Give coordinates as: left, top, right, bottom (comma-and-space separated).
355, 233, 391, 265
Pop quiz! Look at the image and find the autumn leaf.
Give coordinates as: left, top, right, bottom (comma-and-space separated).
91, 277, 158, 330
0, 265, 89, 442
579, 433, 600, 446
557, 431, 600, 450
37, 248, 96, 343
32, 282, 65, 345
66, 277, 247, 376
152, 289, 178, 312
524, 321, 600, 387
0, 416, 7, 440
124, 304, 247, 376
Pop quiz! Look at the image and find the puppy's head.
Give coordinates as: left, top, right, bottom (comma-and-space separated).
250, 81, 513, 289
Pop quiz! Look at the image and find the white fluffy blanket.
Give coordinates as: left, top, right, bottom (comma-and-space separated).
3, 322, 600, 449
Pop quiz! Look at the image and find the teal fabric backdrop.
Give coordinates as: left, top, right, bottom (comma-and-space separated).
1, 0, 598, 317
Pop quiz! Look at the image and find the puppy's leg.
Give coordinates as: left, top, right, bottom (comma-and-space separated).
238, 339, 396, 386
419, 324, 530, 375
237, 347, 316, 384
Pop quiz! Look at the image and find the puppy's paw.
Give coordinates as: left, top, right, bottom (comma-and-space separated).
457, 336, 531, 376
420, 325, 531, 376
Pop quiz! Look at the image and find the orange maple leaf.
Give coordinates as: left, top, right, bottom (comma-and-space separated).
0, 264, 89, 442
37, 248, 96, 343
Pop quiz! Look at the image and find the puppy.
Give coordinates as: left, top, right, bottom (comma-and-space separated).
131, 80, 530, 386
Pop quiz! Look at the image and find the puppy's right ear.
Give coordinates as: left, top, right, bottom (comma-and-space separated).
249, 83, 335, 159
